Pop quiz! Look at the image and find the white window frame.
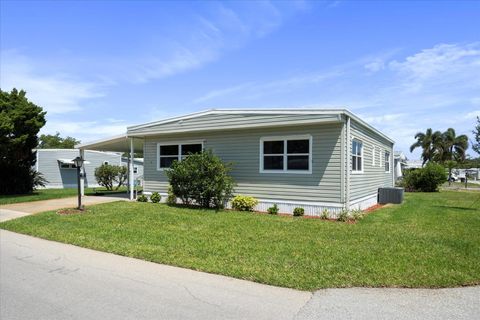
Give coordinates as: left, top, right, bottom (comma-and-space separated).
60, 163, 75, 169
259, 134, 312, 174
156, 140, 204, 171
351, 138, 364, 174
385, 151, 391, 173
103, 161, 109, 165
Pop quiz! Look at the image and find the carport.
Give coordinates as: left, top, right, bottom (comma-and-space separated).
76, 135, 144, 200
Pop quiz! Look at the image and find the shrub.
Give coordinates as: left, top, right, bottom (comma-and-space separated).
137, 194, 148, 202
293, 207, 304, 217
320, 209, 329, 220
165, 150, 235, 209
337, 210, 350, 222
94, 164, 127, 191
150, 192, 161, 203
351, 209, 364, 221
166, 186, 177, 206
403, 162, 447, 192
231, 195, 258, 211
267, 204, 279, 215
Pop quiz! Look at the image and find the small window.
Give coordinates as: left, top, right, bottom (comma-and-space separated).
103, 161, 109, 165
352, 139, 363, 172
133, 166, 138, 174
261, 136, 311, 173
157, 142, 203, 170
385, 151, 391, 173
60, 163, 75, 169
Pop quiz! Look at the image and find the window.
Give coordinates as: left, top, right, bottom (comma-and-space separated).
133, 166, 138, 174
60, 163, 75, 169
260, 135, 312, 173
385, 151, 390, 173
352, 139, 363, 173
157, 141, 203, 170
103, 161, 109, 165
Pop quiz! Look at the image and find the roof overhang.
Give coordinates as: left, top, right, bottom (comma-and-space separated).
76, 134, 144, 153
57, 158, 91, 164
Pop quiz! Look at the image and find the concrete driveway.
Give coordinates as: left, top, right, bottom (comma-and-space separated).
1, 230, 478, 320
0, 196, 125, 222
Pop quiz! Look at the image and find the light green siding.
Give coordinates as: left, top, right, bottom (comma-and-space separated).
349, 120, 394, 201
143, 123, 343, 203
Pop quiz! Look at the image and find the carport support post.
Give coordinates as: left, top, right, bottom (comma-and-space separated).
129, 138, 134, 200
80, 149, 85, 196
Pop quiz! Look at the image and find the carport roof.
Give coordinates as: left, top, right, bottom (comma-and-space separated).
75, 135, 144, 153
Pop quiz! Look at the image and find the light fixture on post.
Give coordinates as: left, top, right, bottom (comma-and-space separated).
72, 156, 85, 210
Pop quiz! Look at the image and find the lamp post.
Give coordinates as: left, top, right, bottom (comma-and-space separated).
73, 156, 85, 210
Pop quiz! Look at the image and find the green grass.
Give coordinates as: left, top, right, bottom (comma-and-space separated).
1, 191, 479, 290
444, 181, 480, 189
0, 187, 131, 205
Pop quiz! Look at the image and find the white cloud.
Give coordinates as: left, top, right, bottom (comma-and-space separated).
0, 50, 104, 114
42, 120, 129, 143
464, 110, 480, 119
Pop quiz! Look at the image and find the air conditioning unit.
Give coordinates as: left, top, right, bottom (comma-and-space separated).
378, 187, 404, 204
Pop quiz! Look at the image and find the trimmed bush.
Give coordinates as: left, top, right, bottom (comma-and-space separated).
94, 164, 127, 191
137, 194, 148, 202
351, 209, 364, 221
267, 204, 279, 215
165, 150, 235, 209
293, 207, 304, 217
403, 162, 447, 192
150, 192, 161, 203
231, 195, 258, 211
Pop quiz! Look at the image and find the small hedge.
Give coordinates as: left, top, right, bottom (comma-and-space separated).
402, 162, 447, 192
150, 192, 161, 203
293, 207, 304, 217
231, 195, 258, 211
137, 194, 148, 202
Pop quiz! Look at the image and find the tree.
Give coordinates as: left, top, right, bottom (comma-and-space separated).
0, 89, 46, 194
436, 128, 468, 163
410, 128, 442, 165
473, 116, 480, 155
38, 132, 80, 149
94, 164, 127, 191
165, 150, 235, 209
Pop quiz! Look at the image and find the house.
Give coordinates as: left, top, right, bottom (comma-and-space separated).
34, 149, 143, 189
77, 109, 394, 215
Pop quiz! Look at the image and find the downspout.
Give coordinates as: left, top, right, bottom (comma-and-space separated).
129, 137, 135, 200
345, 116, 351, 210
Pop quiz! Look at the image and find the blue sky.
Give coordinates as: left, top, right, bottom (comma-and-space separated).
1, 0, 479, 158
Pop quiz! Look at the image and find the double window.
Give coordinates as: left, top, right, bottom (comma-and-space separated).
260, 135, 312, 173
60, 163, 76, 169
157, 142, 203, 170
352, 139, 363, 173
385, 151, 391, 173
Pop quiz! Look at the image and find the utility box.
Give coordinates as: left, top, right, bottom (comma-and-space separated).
378, 187, 404, 204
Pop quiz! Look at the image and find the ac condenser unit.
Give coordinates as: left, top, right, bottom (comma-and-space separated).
378, 187, 404, 204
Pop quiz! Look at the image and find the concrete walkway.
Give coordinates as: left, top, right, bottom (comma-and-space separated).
0, 196, 125, 222
1, 230, 478, 320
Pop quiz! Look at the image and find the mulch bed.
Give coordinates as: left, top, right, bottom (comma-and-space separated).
57, 208, 88, 215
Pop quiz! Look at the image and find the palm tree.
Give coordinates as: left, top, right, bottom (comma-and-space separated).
410, 128, 442, 165
439, 128, 469, 162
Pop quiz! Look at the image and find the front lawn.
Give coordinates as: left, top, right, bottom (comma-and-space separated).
1, 191, 479, 290
0, 187, 130, 205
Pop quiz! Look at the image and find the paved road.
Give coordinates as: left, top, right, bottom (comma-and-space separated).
0, 196, 126, 222
1, 230, 478, 320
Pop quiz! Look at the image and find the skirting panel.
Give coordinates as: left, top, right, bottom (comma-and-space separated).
349, 193, 378, 210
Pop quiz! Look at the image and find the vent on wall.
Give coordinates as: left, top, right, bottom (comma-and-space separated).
378, 187, 404, 204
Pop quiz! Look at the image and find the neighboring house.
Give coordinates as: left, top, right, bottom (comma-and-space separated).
394, 151, 407, 180
405, 159, 423, 170
35, 149, 143, 189
121, 157, 144, 186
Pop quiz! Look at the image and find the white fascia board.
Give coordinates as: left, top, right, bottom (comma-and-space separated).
75, 134, 127, 149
